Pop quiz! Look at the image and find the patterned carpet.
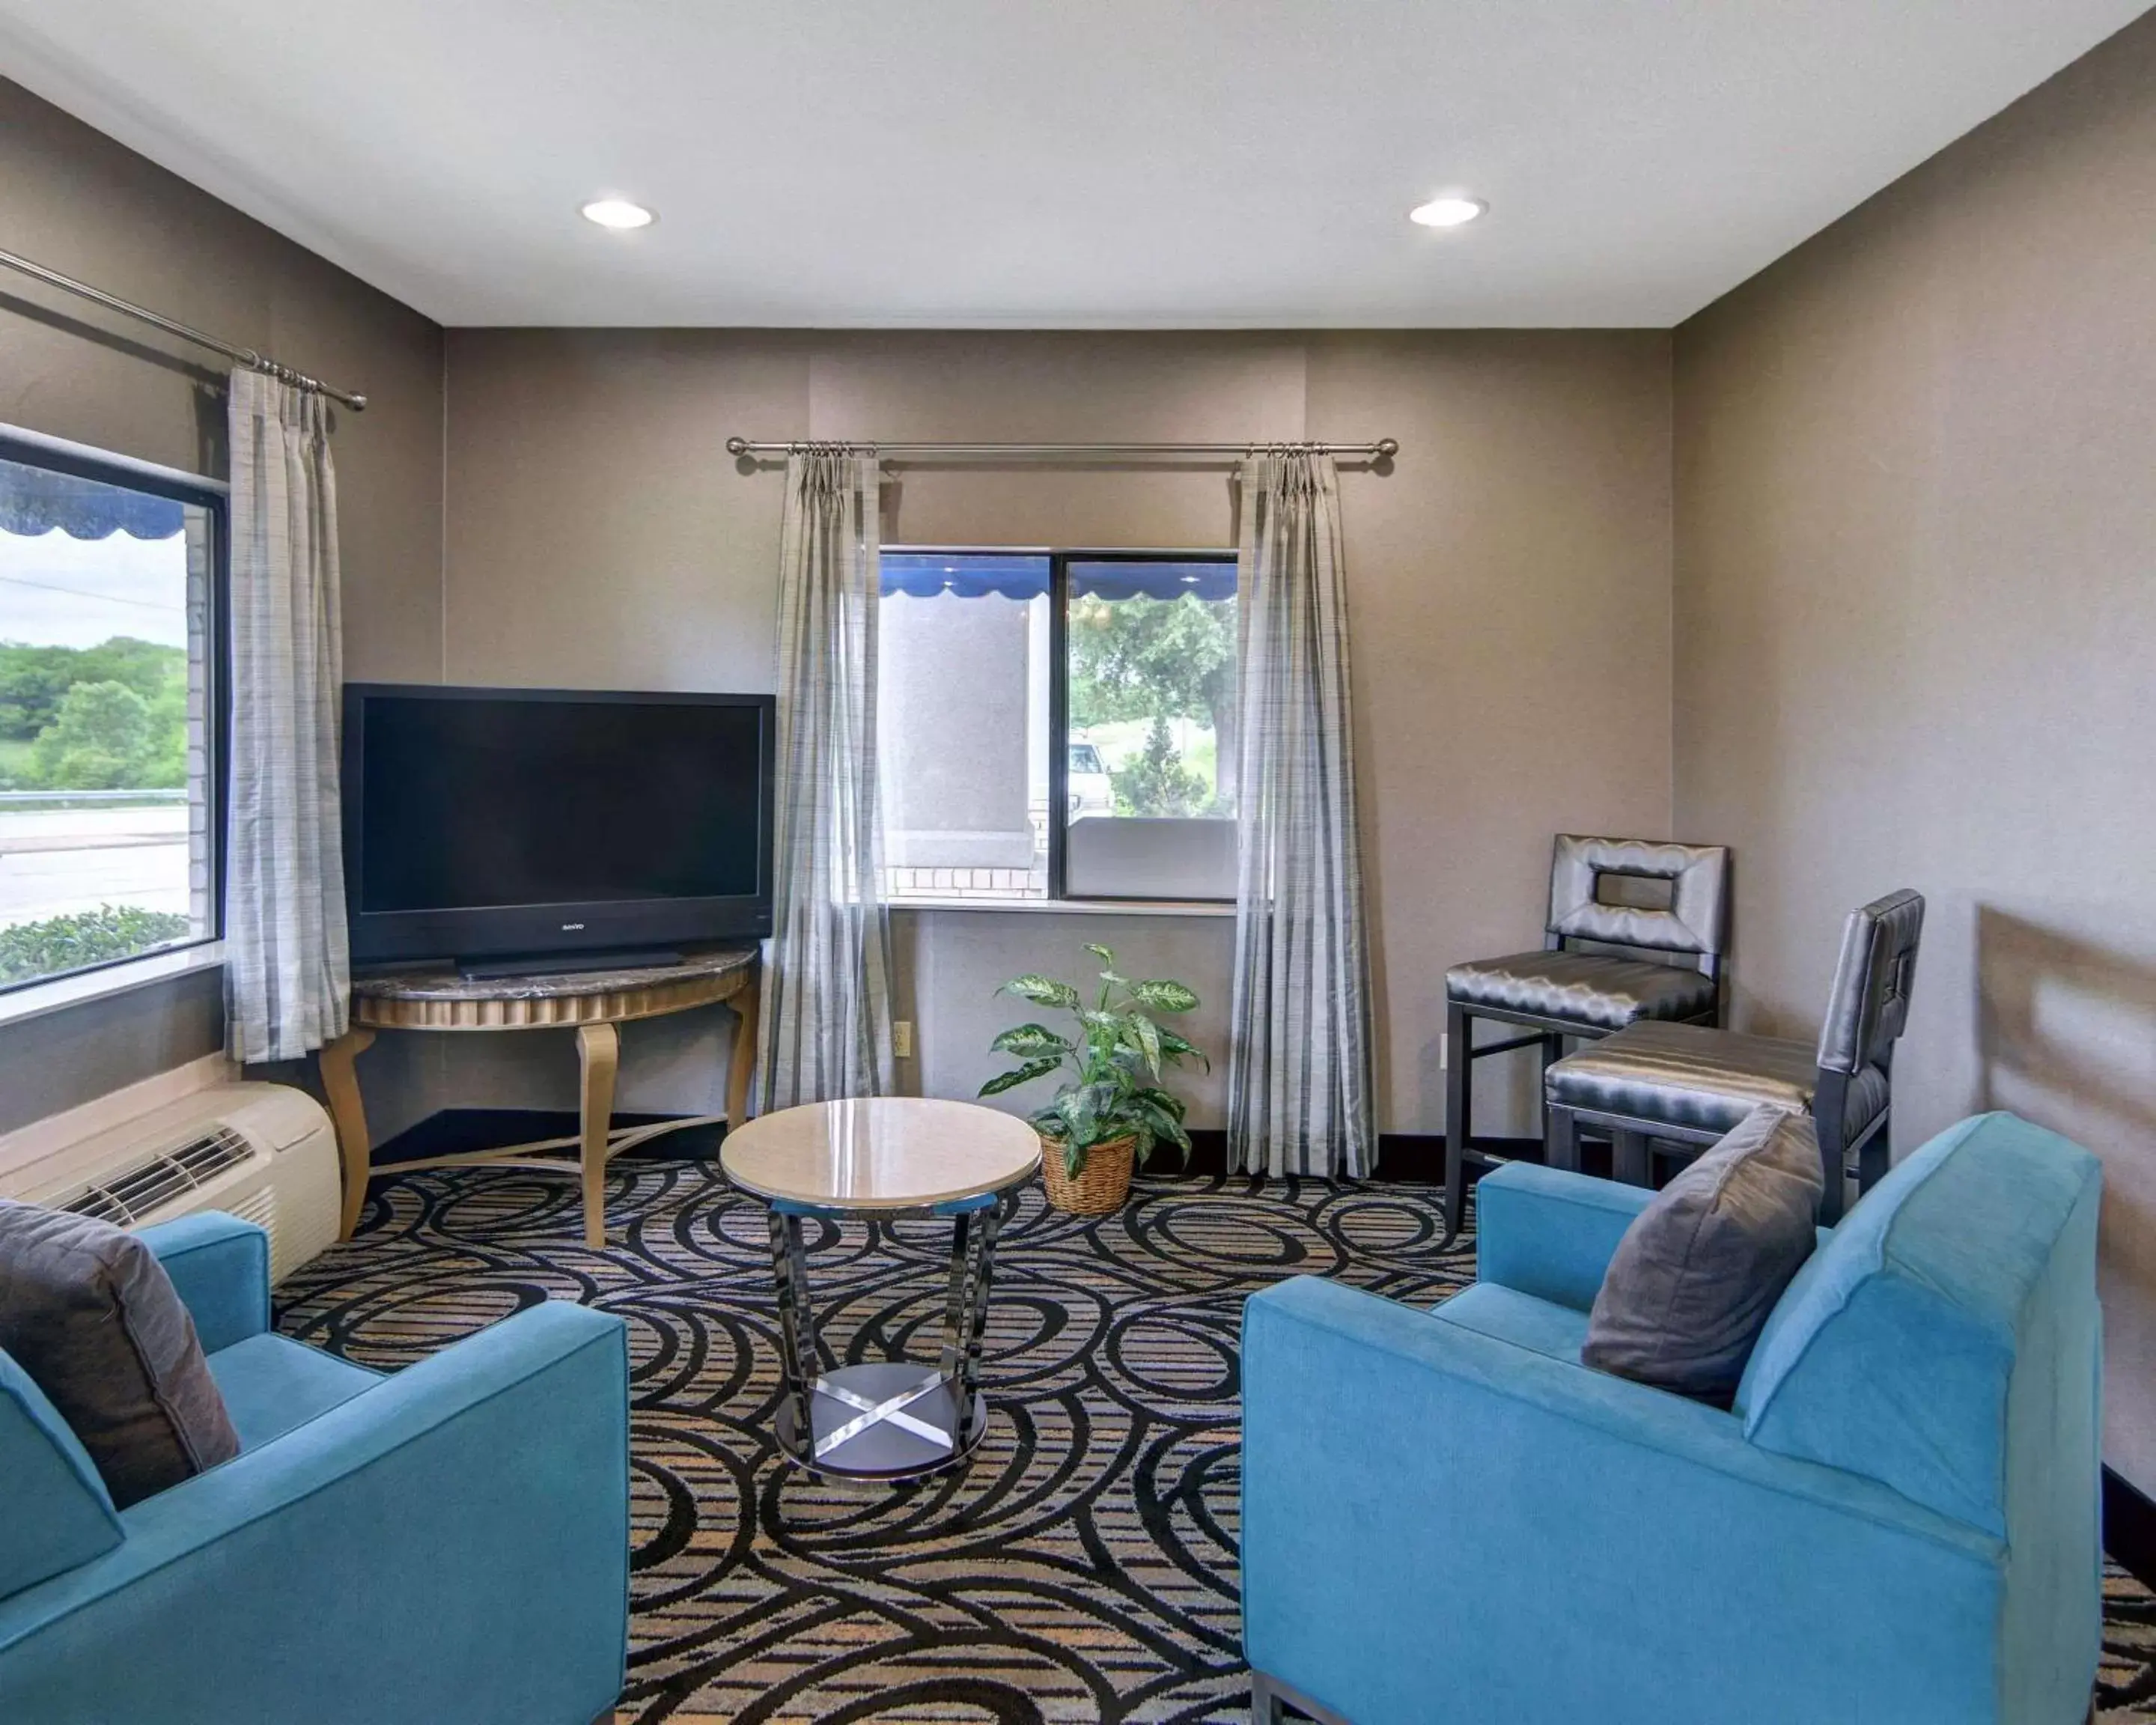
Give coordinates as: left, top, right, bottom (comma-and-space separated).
275, 1159, 2156, 1723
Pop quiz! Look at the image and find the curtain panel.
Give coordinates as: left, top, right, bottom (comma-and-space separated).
224, 370, 350, 1064
757, 449, 896, 1109
1227, 451, 1377, 1178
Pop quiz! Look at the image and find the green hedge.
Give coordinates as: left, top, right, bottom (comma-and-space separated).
0, 904, 192, 985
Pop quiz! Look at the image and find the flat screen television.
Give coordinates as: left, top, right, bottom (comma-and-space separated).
341, 684, 776, 969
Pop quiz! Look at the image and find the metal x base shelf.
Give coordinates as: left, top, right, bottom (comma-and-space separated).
766, 1187, 1013, 1482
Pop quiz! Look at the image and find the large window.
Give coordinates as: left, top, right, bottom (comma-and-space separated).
878, 549, 1236, 904
0, 435, 223, 992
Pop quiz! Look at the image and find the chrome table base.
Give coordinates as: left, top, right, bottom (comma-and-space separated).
764, 1192, 1008, 1482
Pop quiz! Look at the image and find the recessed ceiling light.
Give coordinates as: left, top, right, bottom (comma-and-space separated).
1409, 196, 1486, 229
581, 198, 654, 230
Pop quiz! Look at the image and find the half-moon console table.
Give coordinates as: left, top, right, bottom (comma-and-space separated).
317, 947, 759, 1250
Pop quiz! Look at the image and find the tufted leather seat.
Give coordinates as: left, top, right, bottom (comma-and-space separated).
1445, 951, 1717, 1033
1438, 835, 1734, 1248
1541, 1020, 1889, 1142
1543, 890, 1925, 1222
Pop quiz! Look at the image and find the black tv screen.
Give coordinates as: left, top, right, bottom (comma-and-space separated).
343, 685, 775, 964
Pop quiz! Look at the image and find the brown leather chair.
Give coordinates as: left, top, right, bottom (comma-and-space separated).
1441, 836, 1731, 1246
1542, 889, 1924, 1223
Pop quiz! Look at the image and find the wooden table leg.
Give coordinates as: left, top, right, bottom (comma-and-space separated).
318, 1027, 377, 1241
725, 973, 761, 1128
578, 1021, 621, 1250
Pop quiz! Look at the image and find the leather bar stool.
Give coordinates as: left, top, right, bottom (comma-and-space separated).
1543, 889, 1924, 1223
1441, 836, 1731, 1246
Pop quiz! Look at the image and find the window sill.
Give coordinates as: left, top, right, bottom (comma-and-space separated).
0, 940, 225, 1031
888, 898, 1234, 919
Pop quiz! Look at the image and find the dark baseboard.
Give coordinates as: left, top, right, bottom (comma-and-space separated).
2107, 1467, 2156, 1589
379, 1113, 1565, 1188
371, 1108, 726, 1169
1181, 1128, 1545, 1181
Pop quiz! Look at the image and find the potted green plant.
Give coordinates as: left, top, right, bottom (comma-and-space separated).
980, 943, 1208, 1214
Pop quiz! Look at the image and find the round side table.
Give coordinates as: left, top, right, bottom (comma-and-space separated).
720, 1097, 1041, 1482
319, 947, 759, 1249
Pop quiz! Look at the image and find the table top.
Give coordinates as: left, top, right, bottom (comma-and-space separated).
352, 946, 756, 1005
720, 1098, 1042, 1212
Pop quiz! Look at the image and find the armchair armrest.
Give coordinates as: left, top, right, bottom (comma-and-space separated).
1473, 1161, 1653, 1309
0, 1301, 630, 1725
1242, 1276, 2002, 1725
140, 1213, 270, 1353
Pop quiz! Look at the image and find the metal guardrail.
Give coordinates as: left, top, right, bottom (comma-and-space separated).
0, 788, 188, 808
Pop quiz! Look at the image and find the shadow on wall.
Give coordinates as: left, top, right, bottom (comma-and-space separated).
1976, 904, 2156, 1479
1977, 906, 2156, 1141
0, 288, 230, 473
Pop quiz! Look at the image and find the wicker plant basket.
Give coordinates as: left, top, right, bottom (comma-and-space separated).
1038, 1133, 1137, 1214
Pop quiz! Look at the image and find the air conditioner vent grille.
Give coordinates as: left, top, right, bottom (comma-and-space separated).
61, 1125, 255, 1226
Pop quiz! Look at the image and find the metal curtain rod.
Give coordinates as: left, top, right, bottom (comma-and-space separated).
725, 436, 1398, 460
0, 246, 368, 411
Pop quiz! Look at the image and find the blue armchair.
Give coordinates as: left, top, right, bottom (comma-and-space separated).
0, 1212, 630, 1725
1243, 1111, 2102, 1725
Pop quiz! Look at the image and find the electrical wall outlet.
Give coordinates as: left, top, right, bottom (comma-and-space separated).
892, 1020, 913, 1059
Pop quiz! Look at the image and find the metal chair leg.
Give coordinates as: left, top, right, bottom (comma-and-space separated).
1537, 1032, 1561, 1151
1546, 1104, 1580, 1172
1857, 1110, 1891, 1195
1251, 1670, 1285, 1724
1613, 1128, 1651, 1188
1816, 1111, 1848, 1225
1440, 1001, 1472, 1247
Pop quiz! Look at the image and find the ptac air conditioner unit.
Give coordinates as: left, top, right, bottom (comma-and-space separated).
0, 1079, 341, 1284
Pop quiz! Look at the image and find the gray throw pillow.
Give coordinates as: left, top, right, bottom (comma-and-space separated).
1583, 1104, 1825, 1405
0, 1199, 240, 1507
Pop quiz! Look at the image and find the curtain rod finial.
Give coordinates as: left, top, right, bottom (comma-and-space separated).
1375, 438, 1399, 459
725, 436, 749, 456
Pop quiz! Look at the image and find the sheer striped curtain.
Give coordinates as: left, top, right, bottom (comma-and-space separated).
1226, 451, 1377, 1177
224, 369, 350, 1063
756, 448, 895, 1110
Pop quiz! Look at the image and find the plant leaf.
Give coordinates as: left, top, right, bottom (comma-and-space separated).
1002, 974, 1079, 1009
978, 1056, 1065, 1097
1157, 1028, 1209, 1070
1083, 943, 1117, 967
1133, 1098, 1193, 1159
1127, 1013, 1163, 1077
1127, 979, 1200, 1014
1052, 1087, 1100, 1152
990, 1023, 1072, 1058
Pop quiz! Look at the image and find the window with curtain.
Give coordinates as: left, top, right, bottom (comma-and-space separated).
0, 436, 224, 993
876, 547, 1236, 904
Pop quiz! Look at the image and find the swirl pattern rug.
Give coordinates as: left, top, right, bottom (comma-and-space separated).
274, 1160, 2156, 1723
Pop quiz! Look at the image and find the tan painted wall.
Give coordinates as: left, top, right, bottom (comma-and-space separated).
1672, 13, 2156, 1486
0, 78, 445, 1131
437, 326, 1675, 1139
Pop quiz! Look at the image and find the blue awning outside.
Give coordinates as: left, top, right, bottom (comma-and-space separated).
880, 553, 1235, 602
0, 459, 186, 541
882, 552, 1049, 599
1071, 559, 1234, 603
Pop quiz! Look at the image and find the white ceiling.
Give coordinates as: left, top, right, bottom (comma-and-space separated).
0, 1, 2146, 328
